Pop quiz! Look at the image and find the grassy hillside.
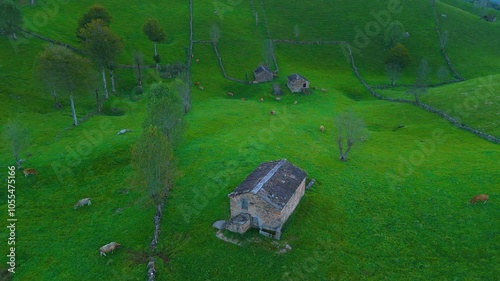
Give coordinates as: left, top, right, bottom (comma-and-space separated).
0, 0, 498, 280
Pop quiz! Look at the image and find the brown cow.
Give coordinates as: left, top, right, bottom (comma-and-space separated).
470, 194, 489, 204
241, 98, 247, 101
194, 81, 201, 86
99, 242, 121, 256
23, 168, 38, 177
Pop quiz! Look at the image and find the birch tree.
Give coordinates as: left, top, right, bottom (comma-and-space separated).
143, 19, 166, 69
80, 19, 123, 99
36, 45, 93, 126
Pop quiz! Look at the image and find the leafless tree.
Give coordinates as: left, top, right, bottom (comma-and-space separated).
334, 112, 365, 161
210, 24, 220, 44
3, 120, 31, 170
293, 24, 300, 39
407, 59, 431, 104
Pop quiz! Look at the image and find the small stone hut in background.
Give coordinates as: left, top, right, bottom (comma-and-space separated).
226, 159, 307, 239
287, 74, 309, 93
253, 65, 274, 83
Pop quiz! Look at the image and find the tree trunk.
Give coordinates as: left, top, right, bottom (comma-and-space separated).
101, 66, 109, 100
70, 94, 78, 126
110, 69, 116, 93
51, 89, 57, 102
137, 66, 142, 87
154, 42, 159, 70
95, 89, 100, 113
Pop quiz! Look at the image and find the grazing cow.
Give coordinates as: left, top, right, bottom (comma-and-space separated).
294, 100, 298, 105
321, 88, 326, 92
320, 125, 325, 132
99, 242, 121, 256
241, 98, 247, 101
194, 81, 201, 86
23, 168, 38, 177
312, 86, 317, 90
227, 92, 234, 97
470, 194, 489, 204
260, 98, 264, 102
74, 198, 92, 209
275, 97, 281, 101
198, 86, 204, 91
270, 110, 276, 115
360, 136, 366, 142
195, 59, 200, 63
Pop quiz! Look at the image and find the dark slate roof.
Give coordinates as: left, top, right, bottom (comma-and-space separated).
229, 159, 307, 210
254, 65, 272, 74
287, 73, 307, 82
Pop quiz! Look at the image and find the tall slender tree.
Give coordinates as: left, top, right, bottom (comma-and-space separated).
36, 45, 94, 126
143, 19, 166, 68
132, 125, 174, 205
144, 82, 184, 144
80, 19, 123, 99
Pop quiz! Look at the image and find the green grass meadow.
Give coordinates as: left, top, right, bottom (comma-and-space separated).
0, 0, 498, 280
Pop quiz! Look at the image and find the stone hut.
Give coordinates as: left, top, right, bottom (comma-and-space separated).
253, 66, 274, 83
287, 74, 309, 93
226, 159, 307, 239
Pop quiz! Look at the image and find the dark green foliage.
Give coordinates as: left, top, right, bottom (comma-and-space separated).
0, 0, 22, 36
76, 4, 112, 40
143, 18, 166, 43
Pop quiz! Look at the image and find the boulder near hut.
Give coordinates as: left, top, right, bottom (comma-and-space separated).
226, 159, 307, 239
253, 65, 274, 83
287, 73, 309, 93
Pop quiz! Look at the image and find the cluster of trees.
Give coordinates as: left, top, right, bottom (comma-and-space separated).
31, 4, 174, 126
